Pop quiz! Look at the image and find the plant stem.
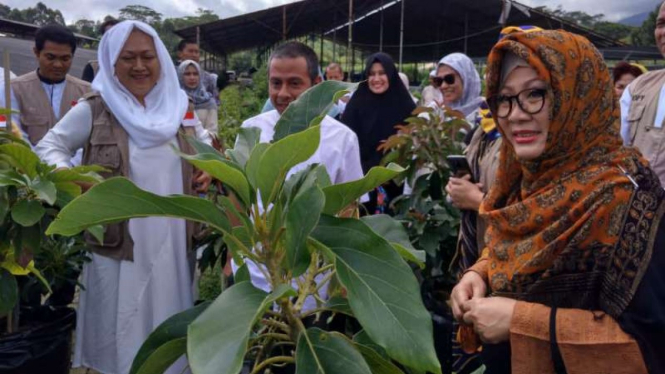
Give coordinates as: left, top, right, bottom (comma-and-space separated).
315, 263, 334, 275
293, 252, 319, 312
251, 356, 295, 374
314, 271, 335, 293
261, 333, 292, 341
262, 318, 291, 334
299, 307, 329, 319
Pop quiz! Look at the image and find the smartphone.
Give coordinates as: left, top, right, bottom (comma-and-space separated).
446, 155, 474, 180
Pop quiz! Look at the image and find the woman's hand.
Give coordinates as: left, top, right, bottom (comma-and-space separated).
445, 174, 484, 211
193, 170, 212, 193
462, 297, 517, 344
451, 271, 487, 321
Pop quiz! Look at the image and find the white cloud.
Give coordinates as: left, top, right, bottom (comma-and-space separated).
521, 0, 661, 21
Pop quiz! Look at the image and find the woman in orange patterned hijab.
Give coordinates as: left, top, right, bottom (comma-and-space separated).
450, 30, 665, 373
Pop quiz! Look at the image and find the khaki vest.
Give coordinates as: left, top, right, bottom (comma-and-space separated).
11, 71, 91, 145
81, 92, 199, 261
626, 69, 665, 187
465, 128, 502, 252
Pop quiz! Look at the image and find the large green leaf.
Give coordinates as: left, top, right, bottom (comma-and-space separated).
0, 144, 40, 178
312, 216, 441, 374
46, 177, 231, 237
274, 81, 357, 141
234, 263, 250, 283
130, 301, 211, 374
0, 169, 29, 187
354, 344, 403, 374
11, 199, 45, 227
361, 215, 425, 266
187, 282, 296, 374
0, 188, 8, 222
49, 168, 104, 184
0, 268, 18, 315
295, 328, 372, 374
226, 127, 262, 168
245, 143, 269, 190
176, 151, 251, 207
256, 126, 320, 206
188, 282, 266, 374
322, 164, 405, 215
283, 164, 331, 203
31, 178, 57, 205
284, 184, 325, 276
183, 134, 225, 160
324, 296, 353, 316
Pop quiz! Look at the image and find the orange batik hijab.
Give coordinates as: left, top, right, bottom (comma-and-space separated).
479, 30, 665, 318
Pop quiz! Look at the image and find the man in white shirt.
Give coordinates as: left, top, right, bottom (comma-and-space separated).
237, 41, 364, 309
620, 1, 665, 186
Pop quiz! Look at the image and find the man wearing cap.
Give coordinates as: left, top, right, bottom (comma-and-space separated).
421, 69, 443, 106
10, 24, 90, 147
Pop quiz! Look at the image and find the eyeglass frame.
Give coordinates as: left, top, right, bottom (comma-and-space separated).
488, 88, 548, 119
432, 74, 456, 87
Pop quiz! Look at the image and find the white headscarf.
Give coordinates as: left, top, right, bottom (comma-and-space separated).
92, 20, 188, 149
438, 53, 484, 117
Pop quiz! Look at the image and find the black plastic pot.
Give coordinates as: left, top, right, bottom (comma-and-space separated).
0, 306, 76, 374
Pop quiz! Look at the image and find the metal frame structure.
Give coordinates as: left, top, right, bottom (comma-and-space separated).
0, 17, 98, 45
174, 0, 655, 76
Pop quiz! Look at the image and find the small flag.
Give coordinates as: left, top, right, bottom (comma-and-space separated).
0, 115, 6, 129
183, 111, 198, 127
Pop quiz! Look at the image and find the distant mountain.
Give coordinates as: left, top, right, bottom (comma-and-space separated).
618, 11, 650, 27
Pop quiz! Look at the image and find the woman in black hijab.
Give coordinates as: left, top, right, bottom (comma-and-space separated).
341, 52, 416, 214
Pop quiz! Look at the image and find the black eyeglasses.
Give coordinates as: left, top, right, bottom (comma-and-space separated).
432, 74, 455, 87
489, 88, 548, 119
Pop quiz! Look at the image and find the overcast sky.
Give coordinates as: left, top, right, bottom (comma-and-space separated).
2, 0, 661, 24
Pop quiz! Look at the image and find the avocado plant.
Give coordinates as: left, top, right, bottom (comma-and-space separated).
46, 81, 442, 374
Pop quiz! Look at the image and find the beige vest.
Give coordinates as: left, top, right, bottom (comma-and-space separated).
465, 127, 502, 252
11, 71, 91, 145
626, 69, 665, 187
81, 92, 198, 261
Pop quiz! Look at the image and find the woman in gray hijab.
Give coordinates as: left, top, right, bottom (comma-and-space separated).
435, 52, 484, 123
178, 59, 219, 133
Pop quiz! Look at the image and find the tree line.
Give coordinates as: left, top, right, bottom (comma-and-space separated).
534, 5, 657, 46
0, 3, 219, 55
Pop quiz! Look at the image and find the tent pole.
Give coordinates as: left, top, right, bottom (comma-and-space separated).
379, 0, 384, 52
320, 30, 324, 67
333, 12, 337, 62
347, 0, 354, 81
399, 0, 405, 69
464, 12, 468, 55
283, 6, 287, 40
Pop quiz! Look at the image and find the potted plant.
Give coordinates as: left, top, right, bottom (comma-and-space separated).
0, 126, 103, 374
46, 81, 442, 374
378, 106, 470, 372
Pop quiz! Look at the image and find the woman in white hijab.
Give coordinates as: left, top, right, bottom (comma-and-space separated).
36, 20, 211, 374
